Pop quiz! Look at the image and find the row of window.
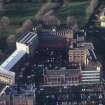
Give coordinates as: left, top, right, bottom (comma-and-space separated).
0, 76, 11, 84
69, 56, 84, 58
0, 74, 13, 84
47, 77, 80, 83
46, 70, 80, 76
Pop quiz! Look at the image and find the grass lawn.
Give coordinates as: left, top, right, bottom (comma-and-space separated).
57, 1, 90, 27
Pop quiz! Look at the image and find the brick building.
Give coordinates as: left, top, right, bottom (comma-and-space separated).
68, 48, 88, 65
36, 24, 75, 49
42, 65, 81, 87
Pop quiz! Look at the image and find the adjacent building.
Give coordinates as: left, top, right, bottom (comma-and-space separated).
17, 32, 39, 55
0, 32, 38, 85
100, 8, 105, 27
12, 95, 35, 105
68, 48, 88, 65
0, 95, 35, 105
0, 95, 10, 105
0, 24, 102, 89
81, 61, 101, 84
42, 65, 81, 87
36, 24, 75, 49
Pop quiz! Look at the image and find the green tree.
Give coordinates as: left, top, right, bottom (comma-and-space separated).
86, 0, 98, 19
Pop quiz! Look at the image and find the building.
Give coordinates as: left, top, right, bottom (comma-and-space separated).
68, 48, 88, 65
0, 50, 26, 85
12, 95, 35, 105
76, 30, 85, 43
0, 95, 35, 105
77, 42, 94, 50
0, 83, 9, 97
36, 24, 75, 49
0, 23, 102, 105
81, 70, 100, 85
0, 68, 15, 85
17, 32, 39, 55
0, 32, 38, 85
0, 95, 10, 105
42, 64, 81, 87
80, 61, 101, 85
0, 23, 102, 91
99, 8, 105, 27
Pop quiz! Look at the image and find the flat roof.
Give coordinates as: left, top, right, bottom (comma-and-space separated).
79, 42, 94, 49
35, 24, 73, 30
69, 48, 87, 53
0, 50, 26, 71
45, 68, 80, 76
18, 32, 37, 45
0, 67, 15, 76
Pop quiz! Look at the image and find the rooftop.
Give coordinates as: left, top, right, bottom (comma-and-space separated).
17, 32, 38, 45
0, 67, 15, 77
84, 61, 101, 71
35, 24, 73, 31
78, 42, 94, 49
45, 68, 80, 76
0, 50, 26, 71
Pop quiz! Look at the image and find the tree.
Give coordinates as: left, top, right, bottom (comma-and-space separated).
16, 27, 24, 34
0, 16, 10, 28
66, 16, 77, 25
16, 19, 33, 35
22, 19, 33, 31
42, 15, 61, 25
6, 35, 16, 47
66, 16, 79, 31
